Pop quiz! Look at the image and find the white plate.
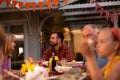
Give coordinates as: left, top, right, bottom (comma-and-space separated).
55, 66, 72, 73
47, 75, 58, 80
67, 61, 83, 66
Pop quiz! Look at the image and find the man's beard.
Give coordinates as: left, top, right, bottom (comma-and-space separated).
50, 42, 58, 47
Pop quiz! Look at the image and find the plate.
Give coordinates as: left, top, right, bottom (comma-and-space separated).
55, 66, 72, 73
67, 61, 83, 66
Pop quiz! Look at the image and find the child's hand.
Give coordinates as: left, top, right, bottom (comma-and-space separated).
80, 40, 94, 58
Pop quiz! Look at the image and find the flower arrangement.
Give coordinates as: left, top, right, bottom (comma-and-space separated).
20, 58, 49, 80
20, 57, 35, 74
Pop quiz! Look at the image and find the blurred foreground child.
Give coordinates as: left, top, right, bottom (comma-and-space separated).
80, 27, 120, 80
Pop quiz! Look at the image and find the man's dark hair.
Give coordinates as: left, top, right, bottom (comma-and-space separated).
51, 32, 64, 43
57, 32, 64, 43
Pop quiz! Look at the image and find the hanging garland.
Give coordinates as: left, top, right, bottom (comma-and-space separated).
0, 0, 119, 24
0, 0, 68, 11
90, 0, 120, 24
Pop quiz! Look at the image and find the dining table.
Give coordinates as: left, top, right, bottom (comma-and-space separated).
46, 61, 89, 80
3, 61, 90, 80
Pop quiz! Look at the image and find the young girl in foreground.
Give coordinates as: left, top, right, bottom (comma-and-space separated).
80, 27, 120, 80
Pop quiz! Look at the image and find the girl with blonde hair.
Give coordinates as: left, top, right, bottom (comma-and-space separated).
80, 27, 120, 80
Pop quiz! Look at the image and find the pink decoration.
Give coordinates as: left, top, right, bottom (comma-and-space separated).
90, 0, 96, 3
106, 12, 110, 21
114, 14, 118, 23
100, 8, 105, 16
110, 14, 114, 22
95, 2, 100, 10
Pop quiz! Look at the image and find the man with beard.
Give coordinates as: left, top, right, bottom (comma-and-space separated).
41, 32, 74, 62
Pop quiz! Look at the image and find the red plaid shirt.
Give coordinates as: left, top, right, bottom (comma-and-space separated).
41, 44, 74, 62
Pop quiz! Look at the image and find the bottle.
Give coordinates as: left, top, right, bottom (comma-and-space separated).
49, 52, 59, 71
52, 56, 56, 71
